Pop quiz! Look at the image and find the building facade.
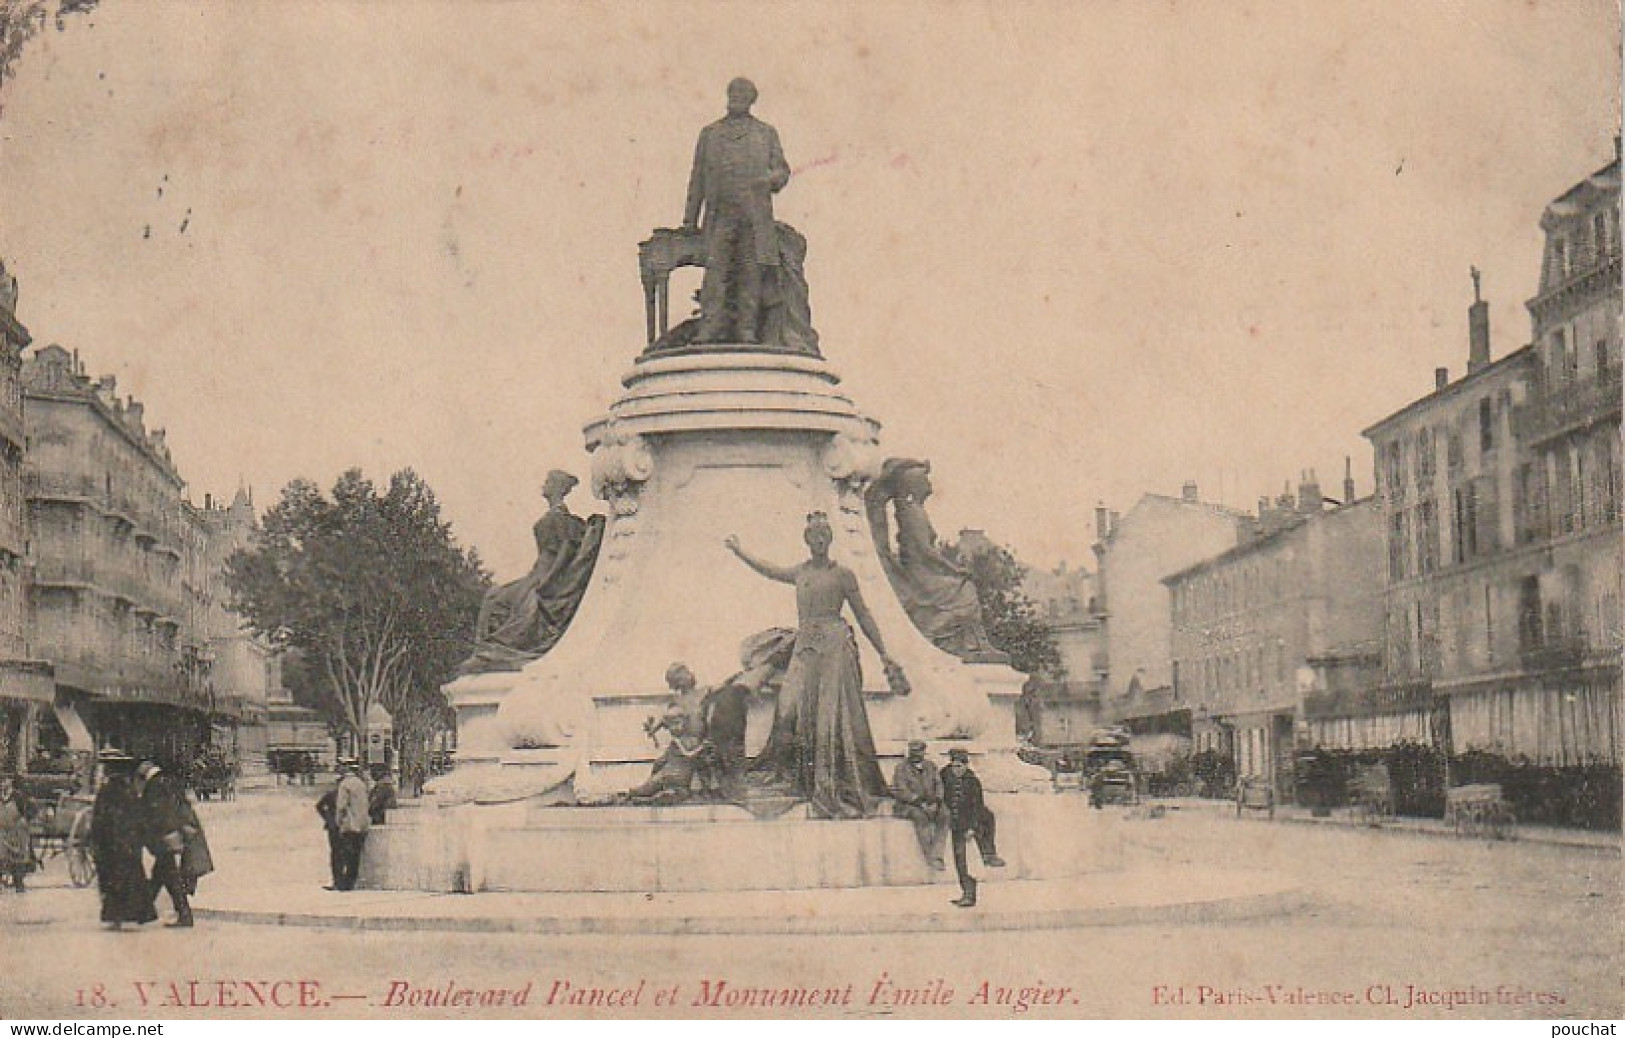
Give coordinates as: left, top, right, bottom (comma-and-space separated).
1021, 560, 1104, 744
22, 344, 211, 765
0, 265, 53, 773
1092, 484, 1255, 732
1167, 489, 1384, 798
195, 487, 283, 763
1356, 152, 1621, 782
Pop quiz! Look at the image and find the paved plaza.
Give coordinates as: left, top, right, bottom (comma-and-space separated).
0, 788, 1618, 1020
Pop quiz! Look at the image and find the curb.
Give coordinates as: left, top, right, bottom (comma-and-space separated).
1233, 811, 1621, 854
195, 886, 1311, 935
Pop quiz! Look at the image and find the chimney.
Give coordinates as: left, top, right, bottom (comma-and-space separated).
1181, 480, 1199, 503
1095, 504, 1109, 541
1343, 456, 1356, 505
1109, 510, 1121, 536
1467, 267, 1490, 373
1298, 469, 1323, 514
204, 493, 213, 510
1435, 367, 1449, 391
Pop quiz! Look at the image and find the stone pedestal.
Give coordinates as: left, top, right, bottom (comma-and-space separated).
439, 349, 1032, 805
361, 793, 1121, 894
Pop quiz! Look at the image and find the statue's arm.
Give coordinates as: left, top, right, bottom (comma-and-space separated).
842, 568, 891, 660
767, 127, 790, 193
725, 535, 797, 584
683, 131, 707, 229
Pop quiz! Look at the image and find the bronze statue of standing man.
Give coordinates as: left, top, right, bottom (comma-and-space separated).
683, 78, 790, 345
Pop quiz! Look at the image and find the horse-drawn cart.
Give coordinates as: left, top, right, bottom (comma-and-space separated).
1348, 763, 1394, 826
1446, 783, 1515, 839
28, 792, 95, 887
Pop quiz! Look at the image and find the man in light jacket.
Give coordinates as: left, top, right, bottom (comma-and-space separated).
331, 758, 371, 891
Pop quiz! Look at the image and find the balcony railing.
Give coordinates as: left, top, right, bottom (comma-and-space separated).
1518, 637, 1589, 671
1517, 371, 1624, 445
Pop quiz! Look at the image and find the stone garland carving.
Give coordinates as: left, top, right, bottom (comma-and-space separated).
589, 428, 655, 586
591, 428, 654, 516
820, 431, 882, 517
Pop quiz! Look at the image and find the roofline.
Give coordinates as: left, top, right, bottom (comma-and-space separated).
1161, 496, 1374, 585
1361, 344, 1535, 440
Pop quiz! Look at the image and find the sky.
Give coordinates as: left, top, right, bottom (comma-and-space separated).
0, 0, 1618, 577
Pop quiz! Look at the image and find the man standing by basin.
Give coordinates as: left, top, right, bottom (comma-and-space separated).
331, 758, 371, 891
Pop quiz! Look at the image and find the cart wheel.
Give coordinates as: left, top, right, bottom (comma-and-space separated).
67, 810, 95, 888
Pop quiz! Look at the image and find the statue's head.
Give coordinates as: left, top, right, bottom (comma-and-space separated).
664, 662, 696, 692
726, 77, 758, 116
898, 460, 933, 501
803, 510, 834, 556
906, 739, 926, 763
542, 469, 579, 503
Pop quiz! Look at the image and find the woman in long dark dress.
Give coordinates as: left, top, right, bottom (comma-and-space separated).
89, 752, 156, 929
725, 512, 900, 819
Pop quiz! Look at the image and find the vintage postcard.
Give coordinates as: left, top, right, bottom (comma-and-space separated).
0, 0, 1619, 1024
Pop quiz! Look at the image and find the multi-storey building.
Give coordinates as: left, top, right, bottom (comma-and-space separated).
1092, 483, 1256, 732
0, 264, 52, 773
1020, 559, 1104, 744
22, 344, 211, 764
195, 487, 283, 763
1166, 481, 1384, 798
1358, 150, 1620, 778
1470, 152, 1620, 763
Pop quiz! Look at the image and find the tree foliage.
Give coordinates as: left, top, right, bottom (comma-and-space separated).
941, 537, 1063, 680
225, 469, 488, 760
1, 1, 99, 107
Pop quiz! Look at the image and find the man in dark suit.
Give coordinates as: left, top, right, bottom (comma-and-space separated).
682, 77, 791, 344
941, 748, 1006, 908
134, 760, 192, 927
890, 740, 947, 870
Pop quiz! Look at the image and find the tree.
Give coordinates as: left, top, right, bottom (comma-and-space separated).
941, 537, 1063, 680
2, 1, 100, 107
225, 469, 488, 785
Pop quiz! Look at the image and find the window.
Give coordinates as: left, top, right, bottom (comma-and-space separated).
1594, 211, 1611, 258
1514, 463, 1546, 544
1554, 444, 1577, 534
1604, 435, 1622, 523
1479, 398, 1494, 453
1551, 328, 1569, 388
1415, 427, 1436, 488
1573, 448, 1588, 531
1599, 339, 1613, 384
1475, 475, 1500, 555
1416, 499, 1439, 574
1447, 432, 1463, 473
1452, 485, 1478, 563
1553, 237, 1568, 280
1518, 576, 1543, 652
1389, 512, 1408, 581
1382, 440, 1405, 500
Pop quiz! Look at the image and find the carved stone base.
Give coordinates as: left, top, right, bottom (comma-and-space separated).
446, 348, 1029, 804
360, 793, 1123, 894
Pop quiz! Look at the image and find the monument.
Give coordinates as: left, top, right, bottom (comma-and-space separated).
364, 80, 1114, 895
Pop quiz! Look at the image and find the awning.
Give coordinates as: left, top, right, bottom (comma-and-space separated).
52, 699, 94, 751
0, 659, 54, 705
89, 683, 209, 713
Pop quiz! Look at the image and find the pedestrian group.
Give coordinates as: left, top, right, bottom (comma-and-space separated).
87, 748, 213, 930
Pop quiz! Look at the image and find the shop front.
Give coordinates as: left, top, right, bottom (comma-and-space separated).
0, 659, 56, 773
